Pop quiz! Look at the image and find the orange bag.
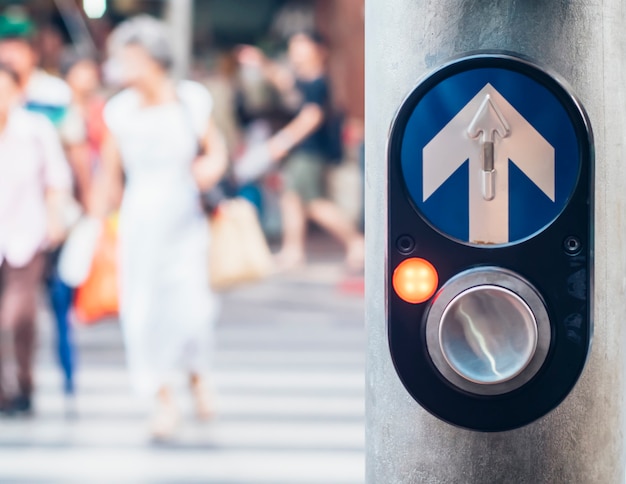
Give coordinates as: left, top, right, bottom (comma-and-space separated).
74, 215, 119, 324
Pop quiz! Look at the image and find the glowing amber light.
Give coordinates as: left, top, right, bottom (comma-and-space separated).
393, 258, 439, 304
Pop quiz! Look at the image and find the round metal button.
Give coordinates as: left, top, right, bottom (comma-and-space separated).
439, 285, 538, 385
425, 267, 551, 396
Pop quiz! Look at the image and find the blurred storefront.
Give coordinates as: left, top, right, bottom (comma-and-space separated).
315, 1, 364, 123
4, 0, 364, 224
5, 0, 363, 122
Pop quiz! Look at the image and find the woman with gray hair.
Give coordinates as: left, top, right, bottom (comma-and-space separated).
96, 16, 228, 439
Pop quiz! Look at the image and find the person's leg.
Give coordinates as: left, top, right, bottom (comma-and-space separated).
151, 384, 179, 440
2, 254, 45, 413
307, 198, 365, 270
0, 262, 7, 409
277, 191, 307, 267
189, 372, 215, 420
300, 153, 365, 270
276, 153, 311, 268
46, 266, 76, 395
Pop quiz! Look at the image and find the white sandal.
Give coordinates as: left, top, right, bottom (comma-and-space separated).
191, 378, 216, 421
151, 397, 180, 440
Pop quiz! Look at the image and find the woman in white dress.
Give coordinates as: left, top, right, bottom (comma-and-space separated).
97, 16, 228, 438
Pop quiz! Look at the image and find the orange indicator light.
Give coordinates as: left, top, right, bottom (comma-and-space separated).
393, 258, 439, 304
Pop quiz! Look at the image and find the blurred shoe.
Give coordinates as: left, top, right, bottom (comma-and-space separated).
338, 275, 365, 296
64, 377, 75, 396
5, 395, 33, 416
345, 237, 365, 272
150, 398, 179, 441
274, 249, 306, 272
0, 398, 11, 416
191, 377, 216, 421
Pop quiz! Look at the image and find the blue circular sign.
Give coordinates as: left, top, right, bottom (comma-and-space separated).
397, 59, 585, 246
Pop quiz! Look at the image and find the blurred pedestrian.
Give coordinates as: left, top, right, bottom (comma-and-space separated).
60, 54, 106, 210
97, 16, 228, 439
0, 10, 71, 125
36, 23, 66, 77
0, 8, 80, 401
238, 32, 364, 270
0, 62, 72, 414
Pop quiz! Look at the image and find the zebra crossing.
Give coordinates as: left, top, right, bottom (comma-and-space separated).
0, 261, 365, 483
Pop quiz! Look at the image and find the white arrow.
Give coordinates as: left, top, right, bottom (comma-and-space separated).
423, 83, 555, 245
467, 94, 510, 201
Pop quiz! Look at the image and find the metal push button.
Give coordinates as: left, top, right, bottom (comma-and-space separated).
425, 268, 551, 396
439, 286, 537, 385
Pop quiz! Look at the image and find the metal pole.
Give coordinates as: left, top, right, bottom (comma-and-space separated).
54, 0, 97, 56
365, 1, 626, 483
164, 0, 193, 80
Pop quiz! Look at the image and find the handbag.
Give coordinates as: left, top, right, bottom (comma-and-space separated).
209, 198, 273, 291
73, 214, 119, 324
58, 215, 103, 287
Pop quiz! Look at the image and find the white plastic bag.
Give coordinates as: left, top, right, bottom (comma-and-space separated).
233, 143, 273, 185
58, 216, 103, 288
233, 121, 274, 185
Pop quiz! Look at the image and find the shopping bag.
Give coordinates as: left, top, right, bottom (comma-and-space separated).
58, 216, 103, 287
74, 215, 119, 324
233, 143, 273, 185
210, 198, 273, 291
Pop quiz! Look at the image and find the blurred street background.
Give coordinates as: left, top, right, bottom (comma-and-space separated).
12, 0, 365, 227
0, 236, 364, 483
0, 0, 366, 482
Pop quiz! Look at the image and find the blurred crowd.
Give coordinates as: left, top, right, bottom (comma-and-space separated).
0, 6, 364, 440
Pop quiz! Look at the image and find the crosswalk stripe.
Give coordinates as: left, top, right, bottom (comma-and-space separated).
1, 265, 365, 483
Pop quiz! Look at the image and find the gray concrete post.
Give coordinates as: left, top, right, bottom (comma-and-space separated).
164, 0, 193, 80
365, 2, 626, 483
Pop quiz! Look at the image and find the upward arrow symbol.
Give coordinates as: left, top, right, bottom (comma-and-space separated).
423, 84, 555, 245
467, 94, 510, 143
467, 94, 510, 201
